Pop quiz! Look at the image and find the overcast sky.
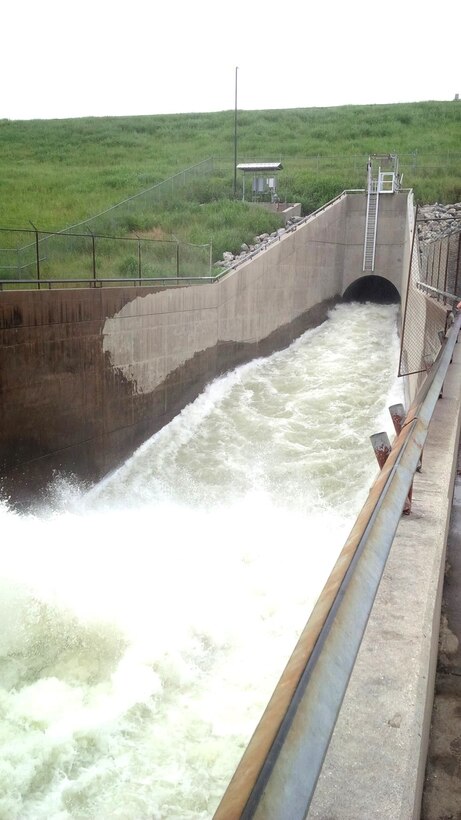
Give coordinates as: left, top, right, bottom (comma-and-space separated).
2, 0, 459, 121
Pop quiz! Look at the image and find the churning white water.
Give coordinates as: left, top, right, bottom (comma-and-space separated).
0, 302, 403, 819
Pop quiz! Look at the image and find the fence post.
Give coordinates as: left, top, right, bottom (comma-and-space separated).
137, 235, 142, 285
437, 242, 443, 296
29, 221, 40, 288
87, 229, 96, 284
455, 234, 461, 297
443, 237, 449, 300
176, 242, 180, 278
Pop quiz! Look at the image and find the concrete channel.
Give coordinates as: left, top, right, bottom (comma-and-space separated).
2, 186, 459, 816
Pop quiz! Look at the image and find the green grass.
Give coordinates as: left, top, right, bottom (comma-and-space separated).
0, 100, 459, 274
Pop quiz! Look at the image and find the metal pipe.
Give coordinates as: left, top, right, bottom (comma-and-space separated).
233, 67, 238, 198
389, 403, 406, 435
371, 427, 412, 514
390, 402, 422, 472
370, 431, 391, 469
213, 313, 461, 820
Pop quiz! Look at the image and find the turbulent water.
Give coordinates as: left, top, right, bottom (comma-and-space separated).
0, 302, 403, 820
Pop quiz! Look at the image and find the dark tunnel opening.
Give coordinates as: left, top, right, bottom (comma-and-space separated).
342, 275, 400, 304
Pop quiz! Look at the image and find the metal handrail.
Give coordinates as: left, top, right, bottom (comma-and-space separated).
0, 276, 216, 291
214, 313, 461, 820
219, 190, 366, 276
417, 281, 461, 304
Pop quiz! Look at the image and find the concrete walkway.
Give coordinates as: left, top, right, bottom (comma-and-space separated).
421, 444, 461, 817
308, 339, 461, 819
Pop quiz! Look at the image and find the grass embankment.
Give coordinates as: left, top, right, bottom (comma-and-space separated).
0, 101, 459, 278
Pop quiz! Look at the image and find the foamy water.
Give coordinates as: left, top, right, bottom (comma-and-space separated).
0, 302, 403, 819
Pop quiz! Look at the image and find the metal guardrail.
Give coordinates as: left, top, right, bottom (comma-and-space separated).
214, 312, 461, 820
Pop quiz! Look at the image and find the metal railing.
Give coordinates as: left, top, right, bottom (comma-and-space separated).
0, 159, 215, 287
214, 312, 461, 820
218, 190, 363, 276
0, 227, 212, 289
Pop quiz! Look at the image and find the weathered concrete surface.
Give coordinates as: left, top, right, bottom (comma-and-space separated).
308, 330, 461, 818
0, 288, 338, 504
342, 191, 410, 298
421, 444, 461, 818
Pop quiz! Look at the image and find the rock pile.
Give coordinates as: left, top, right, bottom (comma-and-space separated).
417, 202, 461, 244
214, 216, 303, 269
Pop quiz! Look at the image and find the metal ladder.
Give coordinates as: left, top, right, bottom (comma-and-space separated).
362, 156, 399, 272
363, 182, 379, 272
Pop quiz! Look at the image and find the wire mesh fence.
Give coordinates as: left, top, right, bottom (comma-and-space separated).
399, 212, 461, 377
2, 149, 459, 294
59, 158, 214, 236
0, 228, 212, 289
0, 159, 215, 287
215, 151, 461, 210
419, 228, 461, 299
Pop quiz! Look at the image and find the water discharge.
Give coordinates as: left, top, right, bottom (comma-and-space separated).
1, 302, 403, 819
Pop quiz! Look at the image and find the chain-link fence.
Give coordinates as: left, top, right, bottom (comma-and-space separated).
399, 212, 461, 377
418, 228, 461, 300
215, 152, 461, 208
2, 150, 459, 293
0, 159, 215, 287
61, 158, 214, 235
0, 228, 212, 288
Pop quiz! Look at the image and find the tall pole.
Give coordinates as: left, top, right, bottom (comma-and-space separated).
233, 66, 238, 198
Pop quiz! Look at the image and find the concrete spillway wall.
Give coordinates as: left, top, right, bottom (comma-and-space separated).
0, 191, 411, 502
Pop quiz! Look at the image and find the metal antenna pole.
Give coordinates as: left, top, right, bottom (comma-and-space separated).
233, 66, 238, 198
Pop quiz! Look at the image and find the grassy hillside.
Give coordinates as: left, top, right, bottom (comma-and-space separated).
0, 101, 459, 270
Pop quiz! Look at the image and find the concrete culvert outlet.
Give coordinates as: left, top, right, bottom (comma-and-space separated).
342, 275, 400, 304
